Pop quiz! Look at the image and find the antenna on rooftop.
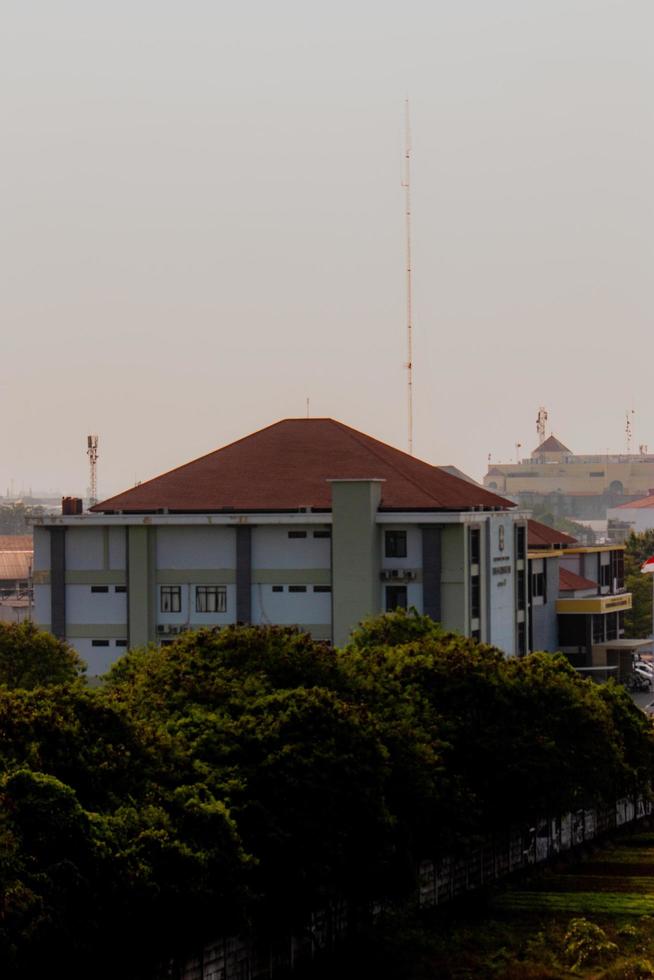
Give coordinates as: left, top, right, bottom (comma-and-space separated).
401, 98, 414, 454
626, 409, 635, 454
87, 434, 99, 508
536, 406, 548, 443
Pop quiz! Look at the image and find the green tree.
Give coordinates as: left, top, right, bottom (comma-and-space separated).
624, 531, 654, 638
0, 622, 85, 689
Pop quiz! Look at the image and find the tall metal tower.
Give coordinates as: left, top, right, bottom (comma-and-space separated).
536, 406, 548, 443
402, 99, 414, 455
625, 409, 635, 454
87, 434, 99, 508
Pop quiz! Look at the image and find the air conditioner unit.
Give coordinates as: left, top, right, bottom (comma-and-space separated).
380, 570, 392, 581
406, 571, 417, 581
156, 624, 166, 635
390, 569, 405, 580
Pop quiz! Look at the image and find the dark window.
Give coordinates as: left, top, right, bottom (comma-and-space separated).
516, 525, 526, 561
196, 586, 227, 613
288, 531, 307, 539
471, 577, 481, 620
618, 611, 625, 634
385, 585, 408, 611
611, 550, 624, 590
385, 530, 407, 558
288, 585, 307, 593
517, 569, 526, 611
313, 585, 331, 593
469, 528, 481, 564
91, 639, 109, 647
592, 615, 605, 644
531, 570, 546, 601
91, 585, 109, 593
160, 639, 174, 646
606, 612, 618, 641
272, 585, 284, 593
599, 563, 611, 588
160, 586, 181, 613
313, 530, 331, 539
115, 585, 127, 593
517, 620, 526, 656
115, 639, 128, 647
471, 629, 481, 642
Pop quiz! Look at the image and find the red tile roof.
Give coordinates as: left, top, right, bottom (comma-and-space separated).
527, 519, 577, 549
559, 567, 598, 592
533, 435, 572, 454
93, 418, 515, 514
0, 536, 32, 551
616, 494, 654, 510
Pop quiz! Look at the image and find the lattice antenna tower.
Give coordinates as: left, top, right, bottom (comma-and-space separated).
626, 409, 635, 454
87, 434, 99, 508
536, 406, 548, 443
401, 98, 414, 454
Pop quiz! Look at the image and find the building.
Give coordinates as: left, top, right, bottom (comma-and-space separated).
33, 418, 530, 674
0, 535, 32, 597
608, 491, 654, 541
526, 519, 640, 679
484, 435, 654, 520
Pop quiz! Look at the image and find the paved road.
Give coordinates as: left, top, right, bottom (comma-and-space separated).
632, 689, 654, 714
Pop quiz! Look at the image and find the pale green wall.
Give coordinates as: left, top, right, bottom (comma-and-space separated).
440, 524, 467, 633
331, 480, 382, 647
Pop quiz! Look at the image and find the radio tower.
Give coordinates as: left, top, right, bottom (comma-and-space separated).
536, 406, 548, 443
87, 434, 99, 508
402, 98, 414, 454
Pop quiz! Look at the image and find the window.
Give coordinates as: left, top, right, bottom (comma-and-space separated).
469, 528, 480, 565
115, 585, 127, 594
606, 612, 618, 641
516, 525, 526, 561
288, 585, 307, 593
471, 577, 481, 620
196, 586, 227, 613
160, 586, 181, 613
91, 585, 108, 594
313, 585, 331, 593
385, 530, 407, 558
612, 550, 624, 590
272, 585, 284, 593
531, 570, 546, 601
592, 615, 605, 644
385, 585, 407, 611
288, 531, 307, 539
313, 530, 331, 539
115, 639, 128, 647
516, 569, 526, 611
471, 629, 481, 642
599, 563, 611, 588
91, 639, 109, 647
517, 621, 526, 656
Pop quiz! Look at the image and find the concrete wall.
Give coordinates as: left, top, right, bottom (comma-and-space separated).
331, 480, 382, 647
440, 525, 466, 634
485, 513, 516, 656
530, 557, 560, 653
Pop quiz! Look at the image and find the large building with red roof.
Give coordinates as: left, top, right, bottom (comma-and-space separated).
33, 418, 532, 672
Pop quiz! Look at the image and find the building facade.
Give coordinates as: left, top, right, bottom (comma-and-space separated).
33, 419, 529, 674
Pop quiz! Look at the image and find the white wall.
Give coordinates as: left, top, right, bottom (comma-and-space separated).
380, 525, 422, 570
252, 527, 331, 569
34, 584, 50, 626
156, 526, 235, 568
33, 526, 50, 571
485, 514, 516, 656
70, 638, 126, 676
66, 585, 127, 624
108, 527, 126, 569
251, 583, 332, 625
67, 527, 104, 570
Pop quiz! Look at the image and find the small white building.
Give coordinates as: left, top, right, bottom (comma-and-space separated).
608, 491, 654, 538
33, 419, 529, 674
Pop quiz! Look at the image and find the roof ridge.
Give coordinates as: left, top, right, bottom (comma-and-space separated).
331, 420, 456, 507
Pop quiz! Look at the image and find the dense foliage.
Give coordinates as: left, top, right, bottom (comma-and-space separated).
0, 612, 652, 978
624, 530, 654, 638
0, 622, 85, 688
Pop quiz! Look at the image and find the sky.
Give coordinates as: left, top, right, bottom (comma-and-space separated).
1, 0, 653, 499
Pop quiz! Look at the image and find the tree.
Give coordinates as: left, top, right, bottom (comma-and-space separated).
0, 622, 85, 689
624, 531, 654, 638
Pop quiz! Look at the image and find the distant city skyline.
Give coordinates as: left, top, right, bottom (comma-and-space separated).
2, 1, 653, 497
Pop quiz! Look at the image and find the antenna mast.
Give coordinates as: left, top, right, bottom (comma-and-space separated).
536, 406, 548, 443
625, 409, 635, 454
87, 434, 99, 508
402, 98, 414, 454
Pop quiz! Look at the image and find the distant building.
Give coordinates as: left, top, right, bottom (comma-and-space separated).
0, 535, 32, 597
608, 491, 654, 541
33, 418, 529, 674
484, 436, 654, 520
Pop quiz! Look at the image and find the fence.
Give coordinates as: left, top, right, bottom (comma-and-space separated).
165, 794, 653, 980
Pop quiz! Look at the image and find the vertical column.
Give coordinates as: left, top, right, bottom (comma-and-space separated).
236, 525, 252, 624
127, 526, 152, 648
421, 526, 442, 622
50, 527, 67, 639
330, 479, 383, 648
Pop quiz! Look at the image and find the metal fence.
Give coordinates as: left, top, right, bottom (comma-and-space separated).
165, 794, 653, 980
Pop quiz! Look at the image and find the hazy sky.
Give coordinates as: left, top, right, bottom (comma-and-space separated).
2, 1, 653, 498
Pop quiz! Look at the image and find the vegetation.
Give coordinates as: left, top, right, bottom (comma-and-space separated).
0, 503, 47, 536
0, 610, 652, 978
528, 504, 596, 545
625, 530, 654, 638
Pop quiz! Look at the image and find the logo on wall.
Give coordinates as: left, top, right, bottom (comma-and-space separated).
498, 525, 505, 552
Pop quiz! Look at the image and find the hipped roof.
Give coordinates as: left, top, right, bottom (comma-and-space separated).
93, 418, 514, 514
